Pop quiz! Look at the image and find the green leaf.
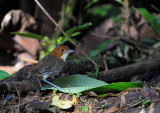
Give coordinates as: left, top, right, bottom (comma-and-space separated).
90, 39, 113, 57
70, 32, 81, 37
140, 37, 158, 45
0, 70, 10, 81
98, 39, 113, 50
56, 37, 77, 45
88, 4, 112, 16
66, 22, 92, 36
136, 8, 160, 36
115, 0, 123, 5
79, 106, 89, 112
90, 50, 99, 57
107, 56, 118, 64
43, 74, 108, 93
11, 32, 49, 40
55, 23, 92, 45
93, 82, 144, 94
56, 37, 65, 45
112, 17, 123, 23
54, 23, 92, 45
95, 67, 99, 78
84, 0, 99, 10
88, 4, 120, 17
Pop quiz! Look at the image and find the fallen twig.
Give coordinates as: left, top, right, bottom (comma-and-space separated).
26, 101, 50, 111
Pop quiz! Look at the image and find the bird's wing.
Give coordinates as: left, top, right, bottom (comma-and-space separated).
30, 54, 65, 77
42, 60, 65, 76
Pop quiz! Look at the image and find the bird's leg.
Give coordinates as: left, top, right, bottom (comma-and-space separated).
37, 78, 43, 89
43, 79, 63, 90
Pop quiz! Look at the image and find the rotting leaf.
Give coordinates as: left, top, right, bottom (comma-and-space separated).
51, 94, 73, 109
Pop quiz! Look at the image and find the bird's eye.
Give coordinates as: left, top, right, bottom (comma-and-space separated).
61, 48, 64, 52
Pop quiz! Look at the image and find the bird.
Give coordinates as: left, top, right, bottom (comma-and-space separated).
27, 46, 74, 90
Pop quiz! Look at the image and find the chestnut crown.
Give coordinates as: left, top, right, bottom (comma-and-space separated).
50, 46, 74, 61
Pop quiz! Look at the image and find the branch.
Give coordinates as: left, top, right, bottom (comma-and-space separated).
90, 32, 160, 53
0, 81, 40, 93
98, 57, 160, 82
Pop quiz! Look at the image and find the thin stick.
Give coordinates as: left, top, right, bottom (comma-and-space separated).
151, 4, 160, 12
34, 0, 97, 67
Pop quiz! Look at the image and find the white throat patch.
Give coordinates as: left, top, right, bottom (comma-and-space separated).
60, 53, 69, 61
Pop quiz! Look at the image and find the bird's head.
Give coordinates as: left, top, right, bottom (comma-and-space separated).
50, 46, 74, 61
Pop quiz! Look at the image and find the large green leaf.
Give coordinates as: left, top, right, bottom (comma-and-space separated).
43, 74, 108, 93
0, 70, 10, 81
137, 8, 160, 36
43, 74, 143, 94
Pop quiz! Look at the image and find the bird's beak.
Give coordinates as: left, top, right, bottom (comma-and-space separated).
66, 49, 74, 54
61, 49, 74, 61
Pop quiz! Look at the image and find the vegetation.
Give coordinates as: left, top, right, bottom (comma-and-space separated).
0, 0, 160, 112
